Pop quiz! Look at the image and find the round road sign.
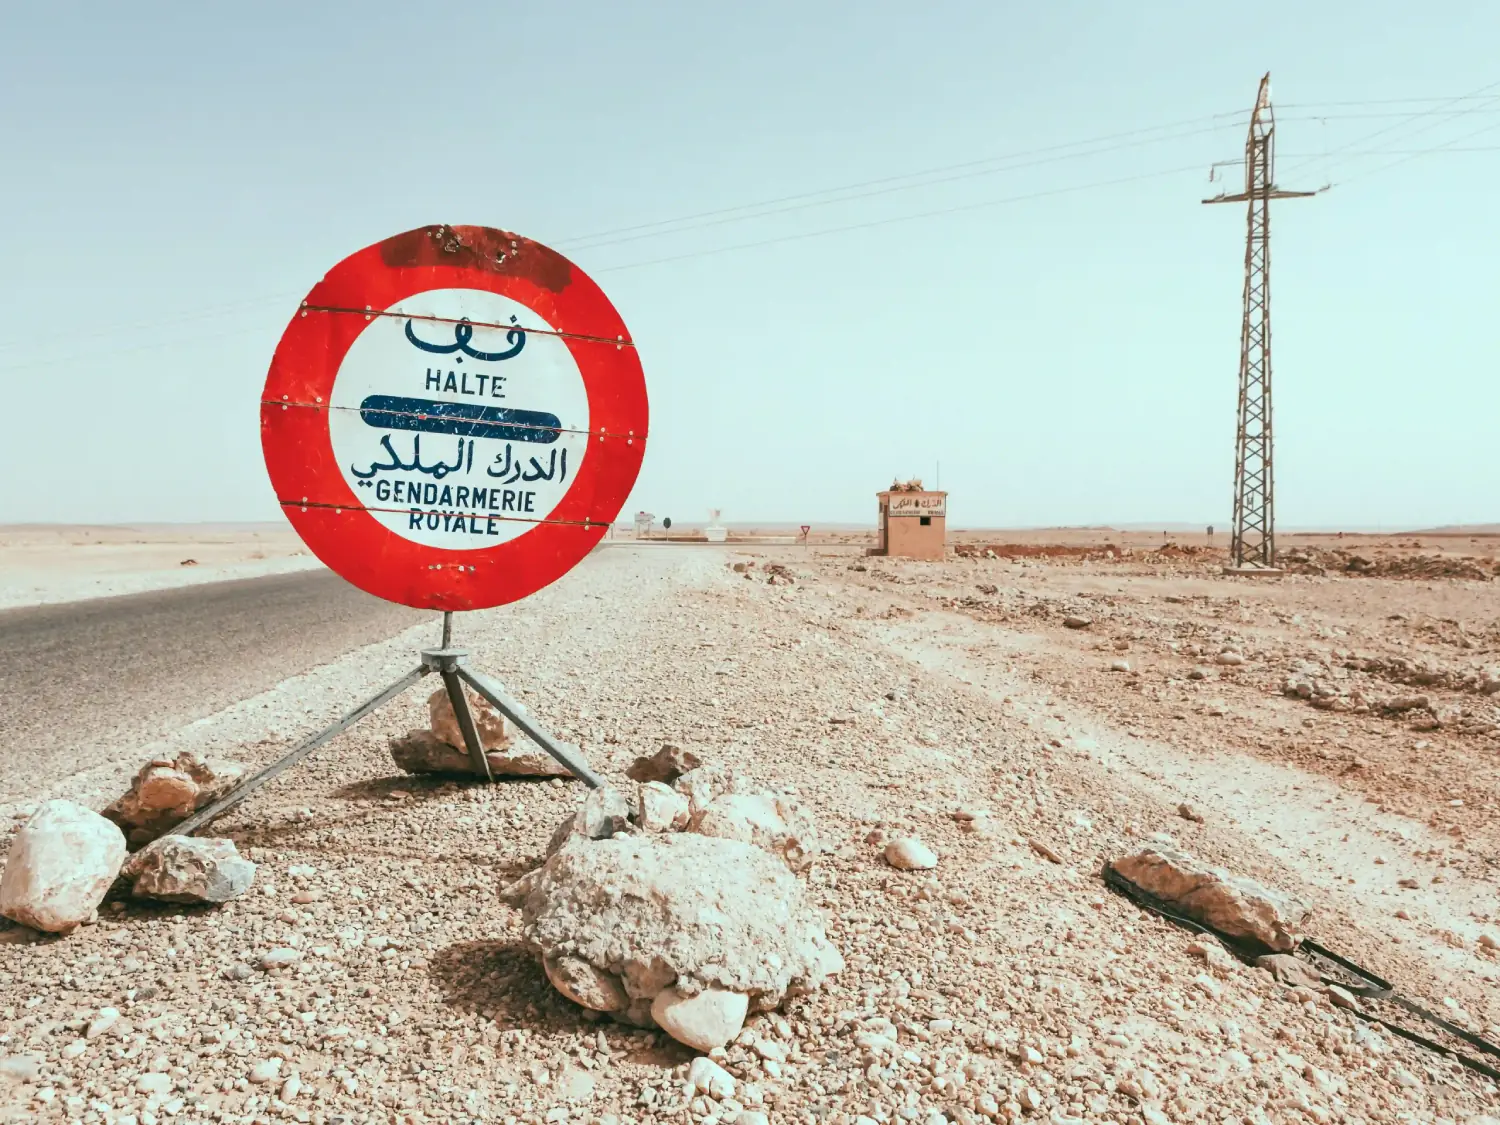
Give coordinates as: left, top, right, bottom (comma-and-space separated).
262, 224, 648, 611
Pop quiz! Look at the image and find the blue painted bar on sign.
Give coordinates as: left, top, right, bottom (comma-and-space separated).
359, 395, 561, 444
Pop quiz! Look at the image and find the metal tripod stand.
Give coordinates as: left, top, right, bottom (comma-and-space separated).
171, 612, 602, 839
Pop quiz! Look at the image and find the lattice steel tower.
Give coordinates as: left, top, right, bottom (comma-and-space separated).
1204, 74, 1314, 570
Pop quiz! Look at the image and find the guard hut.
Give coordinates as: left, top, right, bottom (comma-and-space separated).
871, 480, 947, 560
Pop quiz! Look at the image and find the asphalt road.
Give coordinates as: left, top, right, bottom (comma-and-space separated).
0, 570, 429, 801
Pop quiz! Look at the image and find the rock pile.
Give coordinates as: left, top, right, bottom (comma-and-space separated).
102, 751, 245, 849
502, 761, 842, 1051
390, 686, 571, 778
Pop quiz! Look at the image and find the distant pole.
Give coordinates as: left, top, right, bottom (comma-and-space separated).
1204, 72, 1316, 571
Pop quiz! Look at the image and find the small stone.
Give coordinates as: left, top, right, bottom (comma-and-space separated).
544, 954, 628, 1012
85, 1008, 121, 1040
249, 1058, 281, 1084
735, 1113, 769, 1125
1216, 651, 1245, 666
1255, 953, 1319, 989
627, 744, 703, 785
258, 948, 301, 970
0, 1054, 41, 1082
1479, 933, 1498, 950
636, 782, 691, 832
60, 1040, 87, 1059
1063, 615, 1091, 630
652, 987, 749, 1052
279, 1075, 302, 1102
223, 963, 254, 981
1177, 803, 1204, 823
1109, 659, 1131, 673
135, 1073, 171, 1095
1029, 838, 1064, 865
883, 837, 938, 870
688, 1056, 736, 1099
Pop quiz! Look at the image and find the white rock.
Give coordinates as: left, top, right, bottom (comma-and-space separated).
279, 1075, 302, 1102
0, 800, 126, 934
84, 1008, 120, 1040
1216, 651, 1245, 666
0, 1054, 41, 1082
653, 987, 749, 1052
515, 833, 841, 1027
1109, 659, 1131, 673
135, 1073, 171, 1095
249, 1058, 281, 1084
258, 948, 301, 970
883, 837, 938, 871
125, 836, 255, 903
636, 782, 691, 832
687, 1055, 737, 1098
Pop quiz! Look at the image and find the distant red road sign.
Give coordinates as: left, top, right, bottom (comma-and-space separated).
261, 224, 648, 611
800, 525, 811, 536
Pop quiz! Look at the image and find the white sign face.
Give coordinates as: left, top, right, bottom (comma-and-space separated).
328, 288, 590, 550
888, 494, 946, 518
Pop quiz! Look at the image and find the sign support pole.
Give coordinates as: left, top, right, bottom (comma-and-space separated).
168, 613, 600, 840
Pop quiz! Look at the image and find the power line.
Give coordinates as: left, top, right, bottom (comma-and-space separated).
563, 120, 1245, 254
595, 163, 1206, 274
1280, 79, 1500, 181
1331, 118, 1500, 187
562, 109, 1250, 248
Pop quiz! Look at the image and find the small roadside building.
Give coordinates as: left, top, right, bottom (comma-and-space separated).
871, 484, 947, 560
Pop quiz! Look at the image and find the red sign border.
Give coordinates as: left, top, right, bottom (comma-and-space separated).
261, 224, 648, 611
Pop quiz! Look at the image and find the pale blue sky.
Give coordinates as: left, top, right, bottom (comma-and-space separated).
1, 1, 1496, 530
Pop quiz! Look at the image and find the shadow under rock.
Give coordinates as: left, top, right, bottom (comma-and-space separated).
429, 939, 584, 1032
331, 773, 564, 801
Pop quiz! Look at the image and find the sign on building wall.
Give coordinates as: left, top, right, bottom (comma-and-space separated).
888, 494, 946, 518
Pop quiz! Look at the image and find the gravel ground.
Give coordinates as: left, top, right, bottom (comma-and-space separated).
2, 544, 1498, 1125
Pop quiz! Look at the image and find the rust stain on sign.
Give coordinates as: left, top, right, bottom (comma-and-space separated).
379, 225, 575, 293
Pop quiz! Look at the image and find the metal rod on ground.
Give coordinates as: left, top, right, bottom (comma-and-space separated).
174, 665, 432, 837
457, 666, 604, 789
441, 661, 494, 781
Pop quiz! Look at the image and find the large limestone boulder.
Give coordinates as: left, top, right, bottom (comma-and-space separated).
389, 729, 570, 779
1109, 846, 1307, 952
103, 752, 245, 849
507, 832, 843, 1048
124, 835, 255, 904
428, 685, 513, 752
0, 800, 126, 934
